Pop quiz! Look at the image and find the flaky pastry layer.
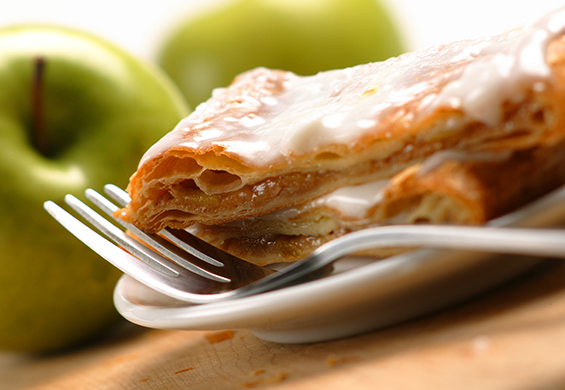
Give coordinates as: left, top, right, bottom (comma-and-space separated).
189, 139, 565, 264
115, 9, 565, 267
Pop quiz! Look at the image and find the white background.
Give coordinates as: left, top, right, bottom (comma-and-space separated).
0, 0, 563, 63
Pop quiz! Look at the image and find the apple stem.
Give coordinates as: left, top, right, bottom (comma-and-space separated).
32, 56, 47, 156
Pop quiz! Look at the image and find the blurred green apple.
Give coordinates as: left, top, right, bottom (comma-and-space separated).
0, 25, 189, 353
158, 0, 407, 108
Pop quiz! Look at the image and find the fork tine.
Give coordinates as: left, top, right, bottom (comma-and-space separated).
103, 183, 131, 205
44, 200, 179, 278
85, 188, 229, 272
65, 194, 230, 283
45, 200, 243, 302
104, 184, 226, 267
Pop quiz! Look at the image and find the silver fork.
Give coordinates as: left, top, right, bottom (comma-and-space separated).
44, 184, 565, 304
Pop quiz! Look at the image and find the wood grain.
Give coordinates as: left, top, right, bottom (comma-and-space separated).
3, 259, 565, 390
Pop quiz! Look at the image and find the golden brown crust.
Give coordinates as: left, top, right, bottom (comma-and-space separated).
121, 81, 565, 233
192, 139, 565, 265
116, 21, 565, 266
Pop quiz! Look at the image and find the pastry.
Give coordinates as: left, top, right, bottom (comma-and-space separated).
188, 139, 565, 264
117, 8, 565, 264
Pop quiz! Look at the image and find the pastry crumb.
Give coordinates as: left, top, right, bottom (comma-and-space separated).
325, 354, 361, 367
174, 367, 195, 374
104, 353, 139, 366
240, 371, 289, 388
205, 330, 234, 344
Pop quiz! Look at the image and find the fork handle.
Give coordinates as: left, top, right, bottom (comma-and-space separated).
241, 225, 565, 296
338, 225, 565, 258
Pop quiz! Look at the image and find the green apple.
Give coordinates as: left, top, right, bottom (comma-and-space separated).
158, 0, 407, 108
0, 25, 189, 353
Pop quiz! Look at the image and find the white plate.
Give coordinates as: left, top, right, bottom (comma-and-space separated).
113, 186, 565, 344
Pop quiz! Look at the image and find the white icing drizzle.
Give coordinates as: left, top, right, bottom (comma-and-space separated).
309, 180, 390, 219
140, 8, 565, 169
431, 8, 565, 125
233, 180, 390, 224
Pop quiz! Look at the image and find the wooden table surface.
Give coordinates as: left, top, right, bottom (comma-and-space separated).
3, 259, 565, 390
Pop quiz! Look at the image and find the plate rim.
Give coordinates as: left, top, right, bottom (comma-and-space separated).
113, 185, 565, 337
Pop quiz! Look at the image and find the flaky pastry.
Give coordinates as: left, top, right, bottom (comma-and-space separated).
117, 8, 565, 264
